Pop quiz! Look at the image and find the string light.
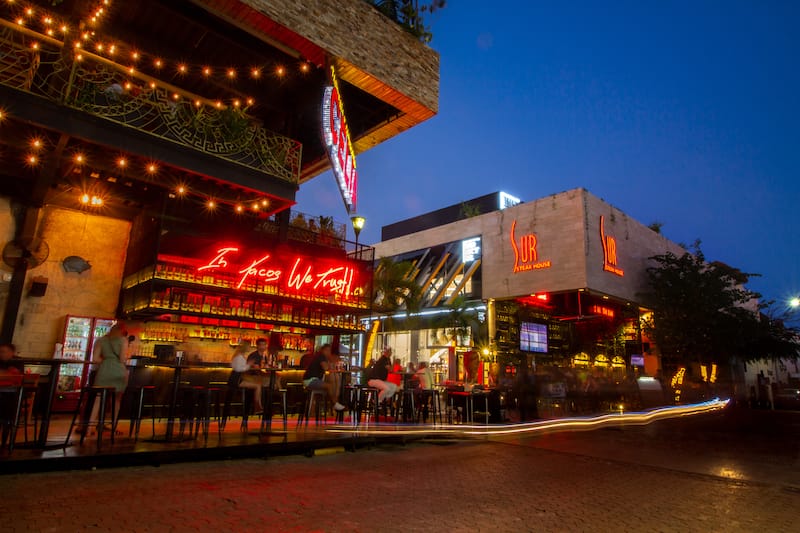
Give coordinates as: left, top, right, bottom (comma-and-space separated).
25, 154, 38, 166
30, 138, 42, 150
207, 199, 216, 209
74, 153, 85, 164
146, 163, 158, 174
0, 5, 308, 110
235, 205, 244, 213
176, 185, 186, 195
117, 157, 127, 168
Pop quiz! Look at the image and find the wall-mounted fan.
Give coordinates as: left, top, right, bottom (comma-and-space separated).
2, 238, 50, 269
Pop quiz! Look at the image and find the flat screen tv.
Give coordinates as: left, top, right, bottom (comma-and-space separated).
520, 322, 548, 353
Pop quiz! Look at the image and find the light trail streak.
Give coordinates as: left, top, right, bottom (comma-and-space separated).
324, 398, 730, 438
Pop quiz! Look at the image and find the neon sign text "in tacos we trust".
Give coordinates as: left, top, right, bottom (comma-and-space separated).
197, 247, 363, 298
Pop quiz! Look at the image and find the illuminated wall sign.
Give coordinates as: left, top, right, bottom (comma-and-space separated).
600, 215, 624, 276
461, 237, 481, 263
589, 305, 615, 318
499, 192, 521, 210
510, 220, 551, 273
188, 245, 366, 299
322, 66, 358, 214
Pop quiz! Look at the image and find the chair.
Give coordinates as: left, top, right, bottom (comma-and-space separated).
64, 386, 117, 451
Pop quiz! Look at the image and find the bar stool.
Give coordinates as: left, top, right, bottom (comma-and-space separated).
472, 389, 490, 424
0, 376, 25, 453
127, 385, 157, 442
297, 388, 328, 428
396, 388, 416, 423
356, 386, 380, 425
416, 388, 442, 425
65, 386, 117, 451
178, 386, 220, 442
260, 386, 288, 433
446, 390, 472, 424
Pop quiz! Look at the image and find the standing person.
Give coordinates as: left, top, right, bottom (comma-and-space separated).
303, 344, 345, 412
415, 361, 436, 422
367, 348, 398, 404
88, 323, 128, 433
298, 343, 315, 370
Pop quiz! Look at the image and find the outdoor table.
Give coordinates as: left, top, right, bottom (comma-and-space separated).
14, 358, 95, 448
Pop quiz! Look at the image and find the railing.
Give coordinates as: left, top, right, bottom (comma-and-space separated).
0, 18, 301, 184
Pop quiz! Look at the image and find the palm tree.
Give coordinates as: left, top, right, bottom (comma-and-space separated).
373, 257, 422, 328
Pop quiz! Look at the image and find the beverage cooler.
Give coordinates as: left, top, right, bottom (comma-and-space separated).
52, 315, 116, 412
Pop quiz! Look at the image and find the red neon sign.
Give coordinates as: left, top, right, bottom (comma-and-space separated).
193, 246, 364, 299
322, 66, 358, 213
600, 216, 624, 276
510, 220, 551, 273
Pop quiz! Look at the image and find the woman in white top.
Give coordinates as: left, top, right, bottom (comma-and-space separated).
230, 343, 266, 414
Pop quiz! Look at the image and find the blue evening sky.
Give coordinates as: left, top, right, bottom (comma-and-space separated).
296, 0, 800, 306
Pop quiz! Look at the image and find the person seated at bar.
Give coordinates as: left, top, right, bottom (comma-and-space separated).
298, 342, 315, 370
415, 361, 435, 391
367, 348, 398, 404
0, 342, 25, 382
248, 338, 271, 368
387, 357, 403, 390
303, 344, 345, 412
231, 343, 267, 414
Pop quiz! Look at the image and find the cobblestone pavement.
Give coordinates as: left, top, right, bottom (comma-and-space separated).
1, 409, 798, 532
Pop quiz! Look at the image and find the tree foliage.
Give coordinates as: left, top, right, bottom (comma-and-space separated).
367, 0, 445, 43
641, 246, 798, 368
373, 257, 422, 330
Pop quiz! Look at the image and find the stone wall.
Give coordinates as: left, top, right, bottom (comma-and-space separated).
238, 0, 439, 113
374, 188, 687, 304
583, 191, 685, 303
0, 201, 131, 358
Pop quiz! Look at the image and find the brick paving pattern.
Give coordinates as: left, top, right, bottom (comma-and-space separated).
1, 426, 798, 533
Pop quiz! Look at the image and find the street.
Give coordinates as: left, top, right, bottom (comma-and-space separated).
1, 407, 798, 532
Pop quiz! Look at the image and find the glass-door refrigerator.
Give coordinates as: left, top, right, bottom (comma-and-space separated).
52, 315, 115, 412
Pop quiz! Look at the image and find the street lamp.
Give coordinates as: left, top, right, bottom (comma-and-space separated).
790, 297, 800, 309
351, 214, 366, 249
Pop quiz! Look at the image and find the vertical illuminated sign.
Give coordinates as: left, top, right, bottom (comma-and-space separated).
322, 66, 358, 213
600, 216, 624, 276
510, 220, 551, 273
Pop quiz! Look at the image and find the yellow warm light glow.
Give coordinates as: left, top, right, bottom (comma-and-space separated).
227, 69, 236, 79
146, 164, 157, 173
176, 186, 186, 195
30, 138, 42, 150
251, 68, 261, 79
80, 194, 90, 204
276, 66, 285, 76
252, 203, 259, 211
74, 153, 85, 164
26, 154, 37, 165
154, 59, 163, 68
235, 205, 243, 213
300, 63, 310, 73
117, 157, 127, 168
261, 199, 268, 206
207, 200, 216, 209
